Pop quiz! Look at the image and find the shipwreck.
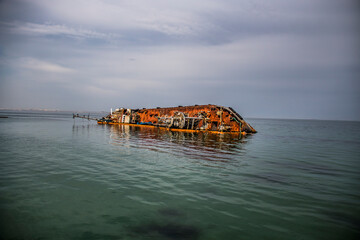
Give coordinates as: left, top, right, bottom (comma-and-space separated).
92, 104, 256, 134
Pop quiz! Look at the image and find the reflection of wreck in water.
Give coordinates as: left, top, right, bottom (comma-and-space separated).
105, 124, 250, 164
96, 104, 256, 135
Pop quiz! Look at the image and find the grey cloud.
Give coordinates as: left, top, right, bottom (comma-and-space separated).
0, 0, 359, 120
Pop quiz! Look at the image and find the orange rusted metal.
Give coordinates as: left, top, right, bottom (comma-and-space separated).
98, 104, 256, 134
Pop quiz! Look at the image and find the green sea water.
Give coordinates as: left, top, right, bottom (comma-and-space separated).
0, 111, 359, 240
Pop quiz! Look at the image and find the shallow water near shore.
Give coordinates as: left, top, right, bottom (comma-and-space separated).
0, 111, 359, 240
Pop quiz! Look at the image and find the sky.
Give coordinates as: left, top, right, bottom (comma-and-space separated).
0, 0, 359, 120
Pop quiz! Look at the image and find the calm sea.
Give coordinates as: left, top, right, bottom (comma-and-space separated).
0, 111, 359, 240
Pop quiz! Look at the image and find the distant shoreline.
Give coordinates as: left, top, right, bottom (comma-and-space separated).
0, 108, 107, 113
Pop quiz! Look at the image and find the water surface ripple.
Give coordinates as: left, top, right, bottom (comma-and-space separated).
0, 111, 359, 240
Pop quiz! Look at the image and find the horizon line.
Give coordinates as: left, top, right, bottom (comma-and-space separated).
0, 107, 359, 122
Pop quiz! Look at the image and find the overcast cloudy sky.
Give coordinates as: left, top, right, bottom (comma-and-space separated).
0, 0, 359, 120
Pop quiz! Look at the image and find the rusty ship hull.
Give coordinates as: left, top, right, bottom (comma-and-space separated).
97, 104, 256, 134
